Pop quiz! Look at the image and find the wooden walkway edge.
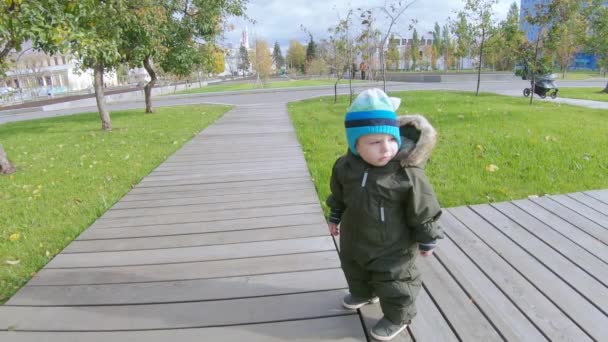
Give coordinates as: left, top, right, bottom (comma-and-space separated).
1, 102, 607, 341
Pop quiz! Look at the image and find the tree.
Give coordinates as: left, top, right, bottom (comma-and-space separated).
461, 0, 497, 96
386, 35, 400, 70
521, 0, 585, 104
442, 24, 453, 70
238, 45, 250, 76
272, 41, 284, 71
361, 0, 417, 91
306, 35, 317, 62
327, 9, 355, 102
410, 29, 419, 70
253, 39, 272, 84
1, 0, 69, 174
121, 0, 248, 113
432, 22, 442, 70
67, 0, 133, 131
487, 2, 524, 71
586, 1, 608, 92
286, 40, 306, 73
453, 12, 472, 70
552, 12, 586, 78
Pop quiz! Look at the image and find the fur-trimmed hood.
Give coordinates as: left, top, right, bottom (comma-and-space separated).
395, 115, 437, 168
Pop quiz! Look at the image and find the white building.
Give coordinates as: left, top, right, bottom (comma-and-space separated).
1, 42, 118, 101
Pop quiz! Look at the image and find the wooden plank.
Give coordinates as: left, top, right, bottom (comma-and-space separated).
126, 177, 310, 196
407, 288, 459, 342
442, 210, 591, 341
471, 204, 608, 311
8, 268, 346, 306
450, 206, 608, 340
135, 174, 311, 188
530, 197, 608, 244
431, 230, 547, 341
492, 202, 608, 286
78, 214, 325, 240
67, 224, 327, 253
119, 183, 313, 203
103, 191, 317, 218
512, 199, 608, 262
0, 316, 366, 342
569, 192, 608, 215
29, 251, 340, 286
91, 203, 322, 229
0, 290, 353, 331
138, 168, 311, 185
417, 254, 503, 341
47, 236, 336, 268
150, 162, 308, 175
586, 189, 608, 204
549, 195, 608, 228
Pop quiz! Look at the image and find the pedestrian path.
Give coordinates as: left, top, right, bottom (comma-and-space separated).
1, 101, 607, 341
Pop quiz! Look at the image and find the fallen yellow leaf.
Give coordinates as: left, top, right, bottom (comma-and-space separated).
9, 233, 20, 242
5, 259, 20, 265
485, 164, 499, 172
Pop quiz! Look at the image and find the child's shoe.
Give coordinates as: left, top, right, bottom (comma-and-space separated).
370, 316, 408, 341
341, 294, 379, 310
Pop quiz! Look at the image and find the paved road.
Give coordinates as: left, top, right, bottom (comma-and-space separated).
1, 79, 606, 125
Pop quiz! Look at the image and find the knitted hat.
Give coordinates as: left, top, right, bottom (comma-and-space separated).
345, 88, 402, 155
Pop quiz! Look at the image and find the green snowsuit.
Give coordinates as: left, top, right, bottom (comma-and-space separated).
327, 115, 443, 324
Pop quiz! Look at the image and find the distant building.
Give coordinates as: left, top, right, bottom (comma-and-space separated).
1, 42, 118, 100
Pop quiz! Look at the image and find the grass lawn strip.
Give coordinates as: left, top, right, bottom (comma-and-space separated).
0, 104, 230, 303
289, 90, 608, 212
557, 87, 608, 102
175, 79, 367, 95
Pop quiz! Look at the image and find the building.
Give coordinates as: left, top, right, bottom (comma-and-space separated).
1, 42, 118, 102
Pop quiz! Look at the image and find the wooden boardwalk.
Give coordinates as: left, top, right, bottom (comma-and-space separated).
1, 103, 607, 341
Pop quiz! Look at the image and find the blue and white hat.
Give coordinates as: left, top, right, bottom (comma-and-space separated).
345, 88, 402, 155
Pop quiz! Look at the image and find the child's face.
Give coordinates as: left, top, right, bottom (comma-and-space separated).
356, 134, 398, 167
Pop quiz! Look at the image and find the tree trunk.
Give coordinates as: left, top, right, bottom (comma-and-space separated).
476, 28, 485, 96
381, 47, 387, 93
603, 81, 608, 93
143, 56, 157, 113
0, 143, 16, 175
93, 63, 112, 131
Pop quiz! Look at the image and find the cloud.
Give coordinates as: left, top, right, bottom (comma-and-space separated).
223, 0, 514, 50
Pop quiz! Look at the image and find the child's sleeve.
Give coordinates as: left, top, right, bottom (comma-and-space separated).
326, 159, 346, 224
404, 167, 444, 244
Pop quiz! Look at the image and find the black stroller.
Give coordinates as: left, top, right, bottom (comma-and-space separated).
523, 73, 558, 99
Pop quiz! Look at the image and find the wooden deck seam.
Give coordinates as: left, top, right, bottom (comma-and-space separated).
510, 200, 608, 264
134, 175, 310, 188
585, 191, 608, 205
419, 282, 463, 342
4, 287, 350, 308
567, 193, 608, 218
449, 207, 599, 341
547, 196, 608, 229
92, 206, 322, 229
440, 232, 551, 341
531, 198, 608, 245
77, 222, 324, 241
490, 203, 608, 287
27, 266, 343, 288
2, 313, 359, 333
469, 206, 608, 316
64, 233, 329, 254
44, 249, 337, 270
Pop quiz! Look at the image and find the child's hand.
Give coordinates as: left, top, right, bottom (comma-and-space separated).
420, 249, 434, 257
328, 222, 340, 236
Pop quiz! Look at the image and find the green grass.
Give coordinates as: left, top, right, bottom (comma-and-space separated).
558, 87, 608, 102
175, 79, 367, 95
555, 71, 607, 80
289, 91, 608, 211
0, 104, 230, 303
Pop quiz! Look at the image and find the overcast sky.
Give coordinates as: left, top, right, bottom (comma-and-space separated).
223, 0, 516, 50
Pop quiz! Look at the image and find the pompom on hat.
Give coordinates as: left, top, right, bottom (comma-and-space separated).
345, 88, 402, 155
